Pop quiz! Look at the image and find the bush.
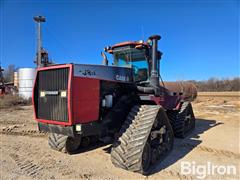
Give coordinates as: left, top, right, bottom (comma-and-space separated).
0, 95, 32, 109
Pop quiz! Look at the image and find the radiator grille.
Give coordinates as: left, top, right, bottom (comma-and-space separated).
36, 68, 70, 122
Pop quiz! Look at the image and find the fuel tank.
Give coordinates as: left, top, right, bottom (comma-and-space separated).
162, 81, 197, 101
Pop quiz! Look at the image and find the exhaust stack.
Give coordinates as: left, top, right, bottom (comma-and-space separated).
149, 35, 161, 93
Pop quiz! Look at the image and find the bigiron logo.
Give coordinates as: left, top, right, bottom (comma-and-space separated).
180, 161, 237, 179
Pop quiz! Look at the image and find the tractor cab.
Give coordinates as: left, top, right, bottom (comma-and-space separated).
104, 35, 163, 96
105, 40, 162, 84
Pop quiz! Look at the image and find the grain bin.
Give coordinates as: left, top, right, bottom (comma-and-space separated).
14, 72, 19, 88
18, 68, 36, 99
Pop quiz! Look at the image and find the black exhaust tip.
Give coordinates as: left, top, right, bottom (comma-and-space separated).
148, 35, 161, 41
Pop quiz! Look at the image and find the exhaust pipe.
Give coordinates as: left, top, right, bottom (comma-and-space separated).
137, 35, 164, 96
149, 35, 161, 93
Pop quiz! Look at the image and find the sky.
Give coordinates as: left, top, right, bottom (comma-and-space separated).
0, 0, 239, 81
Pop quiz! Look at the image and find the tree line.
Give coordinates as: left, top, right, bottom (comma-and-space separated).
189, 77, 240, 92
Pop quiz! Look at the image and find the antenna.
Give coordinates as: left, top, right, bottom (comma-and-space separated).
141, 25, 145, 40
33, 16, 46, 68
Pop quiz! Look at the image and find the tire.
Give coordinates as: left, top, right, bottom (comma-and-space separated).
111, 105, 174, 175
48, 133, 81, 153
168, 102, 195, 138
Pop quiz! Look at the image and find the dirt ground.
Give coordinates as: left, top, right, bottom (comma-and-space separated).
0, 92, 240, 180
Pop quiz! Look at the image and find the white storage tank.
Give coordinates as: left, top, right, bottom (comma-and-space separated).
18, 68, 36, 99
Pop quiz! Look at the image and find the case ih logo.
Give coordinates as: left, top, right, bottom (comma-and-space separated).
115, 75, 130, 82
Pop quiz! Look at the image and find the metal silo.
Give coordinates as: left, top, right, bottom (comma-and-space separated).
18, 68, 36, 99
14, 71, 18, 88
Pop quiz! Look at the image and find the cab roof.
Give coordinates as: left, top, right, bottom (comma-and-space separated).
107, 41, 150, 54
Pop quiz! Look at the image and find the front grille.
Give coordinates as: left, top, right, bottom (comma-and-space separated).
35, 67, 70, 122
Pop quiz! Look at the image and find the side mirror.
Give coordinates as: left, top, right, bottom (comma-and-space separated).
101, 52, 109, 66
157, 51, 163, 60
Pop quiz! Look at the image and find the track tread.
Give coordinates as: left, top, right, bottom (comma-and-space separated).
48, 133, 68, 153
167, 102, 195, 138
111, 105, 161, 174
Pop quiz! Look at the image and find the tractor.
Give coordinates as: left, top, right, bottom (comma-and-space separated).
33, 35, 196, 175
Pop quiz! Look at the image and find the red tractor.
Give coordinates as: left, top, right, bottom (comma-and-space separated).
33, 35, 196, 174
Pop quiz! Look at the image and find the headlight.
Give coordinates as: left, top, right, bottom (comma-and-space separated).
61, 91, 67, 97
40, 91, 45, 97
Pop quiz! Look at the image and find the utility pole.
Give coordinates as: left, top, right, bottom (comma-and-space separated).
33, 16, 46, 68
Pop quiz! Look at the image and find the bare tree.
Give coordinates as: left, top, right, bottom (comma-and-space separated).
3, 64, 17, 83
188, 77, 240, 92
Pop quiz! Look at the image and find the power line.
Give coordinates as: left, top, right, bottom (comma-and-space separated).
44, 25, 73, 60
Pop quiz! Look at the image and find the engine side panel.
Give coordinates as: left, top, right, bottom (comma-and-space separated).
74, 64, 133, 83
72, 77, 100, 124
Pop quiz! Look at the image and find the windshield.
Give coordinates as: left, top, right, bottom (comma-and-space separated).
113, 48, 149, 82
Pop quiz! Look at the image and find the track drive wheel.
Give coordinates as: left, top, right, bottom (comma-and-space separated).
168, 102, 195, 138
111, 105, 174, 175
48, 133, 81, 153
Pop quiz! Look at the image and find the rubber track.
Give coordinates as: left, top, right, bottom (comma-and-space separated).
166, 110, 178, 135
111, 105, 160, 173
175, 102, 189, 137
48, 133, 68, 153
168, 102, 194, 138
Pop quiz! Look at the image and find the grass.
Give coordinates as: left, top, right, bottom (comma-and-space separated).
198, 91, 240, 97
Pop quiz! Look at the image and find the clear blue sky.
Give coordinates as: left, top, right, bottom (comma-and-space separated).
0, 0, 239, 81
